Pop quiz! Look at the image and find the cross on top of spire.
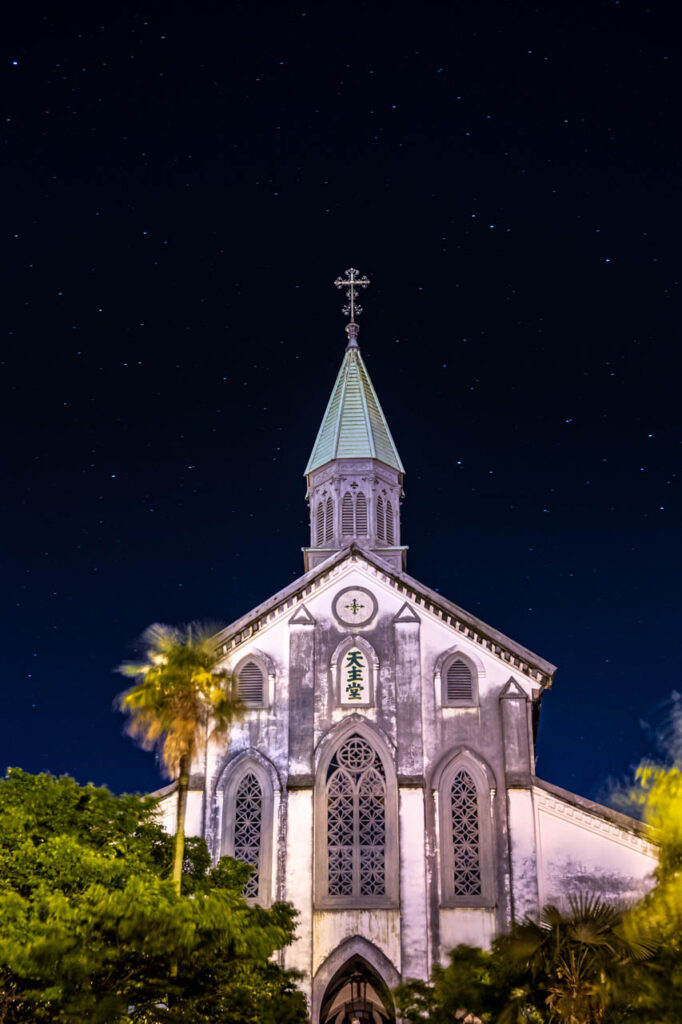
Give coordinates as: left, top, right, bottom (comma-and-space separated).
334, 267, 370, 347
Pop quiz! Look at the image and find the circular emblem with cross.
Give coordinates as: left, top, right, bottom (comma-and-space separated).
332, 586, 378, 627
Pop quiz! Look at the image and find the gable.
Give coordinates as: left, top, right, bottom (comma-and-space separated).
214, 545, 555, 691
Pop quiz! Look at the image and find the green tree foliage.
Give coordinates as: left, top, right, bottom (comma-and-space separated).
618, 763, 682, 1022
0, 769, 308, 1024
396, 896, 650, 1024
117, 622, 243, 894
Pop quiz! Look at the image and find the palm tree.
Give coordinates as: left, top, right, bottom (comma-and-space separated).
497, 894, 653, 1024
117, 622, 242, 894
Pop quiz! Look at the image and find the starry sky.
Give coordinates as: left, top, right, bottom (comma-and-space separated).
2, 0, 680, 800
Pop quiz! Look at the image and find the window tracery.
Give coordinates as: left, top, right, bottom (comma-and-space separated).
326, 735, 387, 899
233, 772, 263, 898
450, 769, 482, 896
436, 753, 494, 907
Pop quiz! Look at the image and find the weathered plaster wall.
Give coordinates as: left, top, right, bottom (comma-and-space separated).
533, 785, 657, 907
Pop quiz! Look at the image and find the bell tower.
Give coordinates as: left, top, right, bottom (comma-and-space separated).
303, 269, 406, 573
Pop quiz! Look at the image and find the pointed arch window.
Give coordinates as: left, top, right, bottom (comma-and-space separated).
376, 495, 385, 542
441, 654, 478, 707
437, 754, 495, 907
325, 496, 334, 542
385, 500, 394, 544
355, 492, 368, 535
234, 772, 262, 898
316, 730, 398, 908
237, 661, 265, 706
316, 502, 325, 546
342, 493, 354, 536
221, 758, 276, 906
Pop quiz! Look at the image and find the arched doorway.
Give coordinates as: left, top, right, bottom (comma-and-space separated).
319, 955, 395, 1024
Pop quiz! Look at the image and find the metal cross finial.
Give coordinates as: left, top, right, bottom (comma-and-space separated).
334, 267, 370, 325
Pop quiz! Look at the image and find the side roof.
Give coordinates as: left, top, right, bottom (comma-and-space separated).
304, 344, 404, 475
214, 544, 557, 689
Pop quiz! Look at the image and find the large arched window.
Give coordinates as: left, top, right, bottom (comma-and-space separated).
316, 728, 398, 908
233, 772, 262, 898
221, 757, 276, 905
436, 752, 495, 907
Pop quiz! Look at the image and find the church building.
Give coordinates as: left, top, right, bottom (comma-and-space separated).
156, 271, 657, 1024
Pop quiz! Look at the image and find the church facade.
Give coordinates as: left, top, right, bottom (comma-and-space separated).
155, 287, 656, 1024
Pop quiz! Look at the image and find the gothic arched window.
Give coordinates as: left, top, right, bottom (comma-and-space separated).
355, 492, 368, 535
437, 754, 494, 907
342, 493, 354, 536
441, 655, 478, 707
237, 660, 265, 707
234, 772, 262, 898
376, 495, 385, 541
221, 758, 275, 906
325, 496, 334, 542
316, 501, 325, 546
385, 500, 394, 544
317, 730, 398, 908
450, 769, 481, 896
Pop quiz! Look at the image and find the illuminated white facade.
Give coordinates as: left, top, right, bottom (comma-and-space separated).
156, 317, 656, 1024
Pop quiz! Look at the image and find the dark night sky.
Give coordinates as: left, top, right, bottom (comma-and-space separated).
1, 0, 680, 801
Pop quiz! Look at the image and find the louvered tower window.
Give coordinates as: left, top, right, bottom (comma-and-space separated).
342, 493, 354, 536
450, 769, 482, 896
376, 496, 385, 541
355, 492, 368, 535
325, 496, 334, 541
385, 500, 394, 544
316, 502, 325, 546
326, 735, 386, 898
233, 772, 262, 898
238, 661, 265, 706
445, 660, 474, 704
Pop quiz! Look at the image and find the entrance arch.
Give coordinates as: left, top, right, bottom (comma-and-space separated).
313, 937, 399, 1024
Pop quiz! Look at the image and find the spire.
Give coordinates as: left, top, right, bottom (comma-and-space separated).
304, 342, 405, 475
304, 268, 404, 475
302, 268, 407, 573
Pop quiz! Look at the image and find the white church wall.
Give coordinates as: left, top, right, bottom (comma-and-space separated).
284, 788, 314, 999
507, 788, 540, 920
312, 909, 401, 977
399, 786, 430, 978
439, 908, 497, 955
533, 785, 657, 907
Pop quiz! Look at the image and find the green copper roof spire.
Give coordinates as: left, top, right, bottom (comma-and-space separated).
304, 269, 405, 476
